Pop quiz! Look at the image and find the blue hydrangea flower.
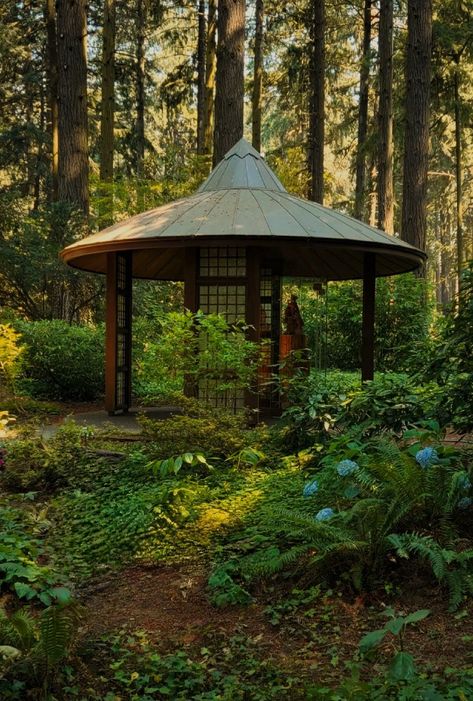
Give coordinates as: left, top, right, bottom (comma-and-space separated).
315, 507, 334, 522
336, 459, 358, 477
458, 497, 472, 510
303, 479, 319, 497
458, 475, 472, 491
415, 447, 439, 469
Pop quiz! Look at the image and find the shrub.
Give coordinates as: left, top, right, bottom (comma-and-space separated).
0, 324, 24, 393
0, 500, 70, 605
1, 422, 97, 493
419, 261, 473, 431
133, 310, 260, 403
139, 406, 250, 460
17, 320, 104, 401
212, 436, 473, 608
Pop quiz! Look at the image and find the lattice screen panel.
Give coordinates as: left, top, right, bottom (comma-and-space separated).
197, 247, 247, 411
115, 252, 132, 411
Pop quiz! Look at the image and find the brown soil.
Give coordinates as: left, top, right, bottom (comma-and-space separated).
81, 560, 473, 679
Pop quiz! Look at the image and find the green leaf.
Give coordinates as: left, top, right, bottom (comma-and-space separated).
385, 617, 404, 636
389, 651, 416, 681
183, 452, 194, 464
404, 609, 430, 624
344, 485, 360, 499
359, 628, 386, 654
50, 586, 72, 604
14, 582, 36, 600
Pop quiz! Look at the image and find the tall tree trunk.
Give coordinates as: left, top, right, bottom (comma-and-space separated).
213, 0, 245, 166
454, 60, 463, 284
56, 0, 89, 216
308, 0, 325, 204
45, 0, 59, 202
252, 0, 264, 151
100, 0, 115, 183
401, 0, 432, 254
203, 0, 217, 156
136, 0, 147, 179
377, 0, 394, 233
197, 0, 206, 154
354, 0, 371, 221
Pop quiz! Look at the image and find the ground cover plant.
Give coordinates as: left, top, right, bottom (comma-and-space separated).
0, 381, 472, 699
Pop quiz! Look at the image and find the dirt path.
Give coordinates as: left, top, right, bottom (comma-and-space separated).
81, 561, 473, 678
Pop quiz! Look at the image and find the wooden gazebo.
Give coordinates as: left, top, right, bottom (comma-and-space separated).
61, 139, 426, 414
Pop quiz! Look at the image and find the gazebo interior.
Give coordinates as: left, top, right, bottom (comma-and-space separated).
61, 139, 426, 416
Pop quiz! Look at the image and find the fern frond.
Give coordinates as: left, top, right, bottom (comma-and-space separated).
40, 602, 82, 665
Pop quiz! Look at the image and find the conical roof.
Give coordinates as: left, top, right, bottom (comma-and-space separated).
61, 138, 426, 280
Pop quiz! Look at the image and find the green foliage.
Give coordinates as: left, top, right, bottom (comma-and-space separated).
0, 324, 24, 393
211, 436, 473, 606
359, 608, 430, 682
148, 451, 213, 478
17, 320, 104, 401
64, 629, 298, 700
342, 374, 441, 435
419, 261, 473, 431
0, 601, 82, 694
140, 408, 249, 461
293, 274, 431, 372
280, 371, 441, 450
1, 422, 93, 492
134, 310, 260, 402
48, 450, 210, 578
0, 500, 70, 606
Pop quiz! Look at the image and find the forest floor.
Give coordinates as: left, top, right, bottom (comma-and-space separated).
78, 559, 473, 686
2, 396, 473, 697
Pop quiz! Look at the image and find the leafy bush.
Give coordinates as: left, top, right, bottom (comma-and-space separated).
419, 261, 473, 431
1, 422, 94, 492
0, 324, 24, 393
211, 435, 473, 608
17, 320, 104, 401
0, 500, 70, 605
139, 408, 250, 461
279, 371, 440, 450
293, 273, 431, 372
134, 310, 260, 402
0, 600, 82, 696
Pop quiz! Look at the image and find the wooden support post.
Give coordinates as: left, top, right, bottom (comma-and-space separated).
361, 252, 376, 381
184, 247, 198, 312
105, 251, 133, 414
245, 247, 261, 414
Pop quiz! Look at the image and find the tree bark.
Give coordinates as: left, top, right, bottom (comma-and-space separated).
213, 0, 245, 166
377, 0, 394, 233
197, 0, 207, 154
57, 0, 89, 216
354, 0, 371, 221
454, 61, 463, 284
252, 0, 264, 152
100, 0, 115, 183
308, 0, 325, 204
203, 0, 217, 155
45, 0, 59, 202
401, 0, 432, 254
136, 0, 148, 179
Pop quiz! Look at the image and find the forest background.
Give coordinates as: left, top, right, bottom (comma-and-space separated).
0, 0, 472, 385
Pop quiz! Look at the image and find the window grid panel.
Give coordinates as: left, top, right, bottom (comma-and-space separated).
199, 246, 246, 278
